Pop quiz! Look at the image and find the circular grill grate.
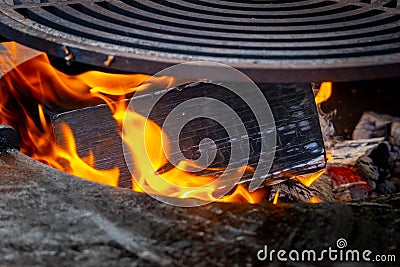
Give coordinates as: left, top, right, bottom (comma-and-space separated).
0, 0, 399, 82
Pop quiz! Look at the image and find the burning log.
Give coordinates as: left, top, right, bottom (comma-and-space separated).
326, 110, 400, 200
353, 112, 400, 178
326, 138, 391, 200
50, 82, 326, 195
51, 104, 131, 187
353, 112, 400, 194
269, 174, 334, 204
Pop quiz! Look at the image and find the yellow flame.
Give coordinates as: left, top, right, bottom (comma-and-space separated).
34, 107, 120, 187
123, 110, 265, 203
295, 169, 325, 187
326, 151, 333, 162
273, 189, 280, 205
315, 82, 332, 105
309, 196, 321, 203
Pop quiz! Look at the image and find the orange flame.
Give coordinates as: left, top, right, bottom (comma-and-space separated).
0, 42, 265, 204
315, 81, 332, 105
309, 196, 321, 203
295, 169, 325, 187
123, 110, 265, 203
326, 152, 333, 162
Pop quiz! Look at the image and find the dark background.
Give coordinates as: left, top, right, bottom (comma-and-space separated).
322, 77, 400, 139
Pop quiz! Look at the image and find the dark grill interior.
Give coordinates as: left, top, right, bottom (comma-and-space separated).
0, 0, 399, 81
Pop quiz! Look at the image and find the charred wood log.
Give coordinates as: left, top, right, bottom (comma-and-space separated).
353, 111, 400, 140
50, 82, 325, 189
267, 174, 335, 203
0, 150, 398, 266
327, 138, 399, 200
345, 111, 400, 196
352, 112, 400, 177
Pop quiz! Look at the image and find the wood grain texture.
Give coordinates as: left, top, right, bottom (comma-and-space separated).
51, 82, 326, 189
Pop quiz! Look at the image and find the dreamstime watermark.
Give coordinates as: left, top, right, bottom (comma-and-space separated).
257, 238, 396, 263
122, 61, 276, 207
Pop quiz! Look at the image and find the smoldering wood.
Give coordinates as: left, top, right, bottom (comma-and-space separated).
345, 112, 400, 172
269, 174, 335, 203
51, 82, 326, 189
335, 110, 400, 196
356, 143, 391, 186
390, 122, 400, 146
327, 138, 400, 199
326, 139, 377, 201
0, 149, 398, 266
310, 174, 335, 202
390, 122, 400, 176
329, 138, 386, 166
322, 84, 400, 140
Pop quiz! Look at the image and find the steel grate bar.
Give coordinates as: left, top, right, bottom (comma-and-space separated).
42, 5, 400, 51
19, 6, 400, 58
0, 0, 399, 81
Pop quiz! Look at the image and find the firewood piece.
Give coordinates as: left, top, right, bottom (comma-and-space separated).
327, 138, 400, 199
391, 145, 400, 176
51, 82, 325, 189
390, 121, 400, 146
327, 139, 380, 200
356, 142, 391, 190
389, 122, 400, 179
329, 137, 385, 166
352, 111, 400, 140
0, 150, 398, 266
269, 179, 314, 203
51, 103, 132, 188
308, 174, 335, 202
268, 174, 335, 203
352, 112, 400, 181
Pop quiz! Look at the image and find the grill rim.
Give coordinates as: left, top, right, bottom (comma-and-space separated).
1, 0, 400, 82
